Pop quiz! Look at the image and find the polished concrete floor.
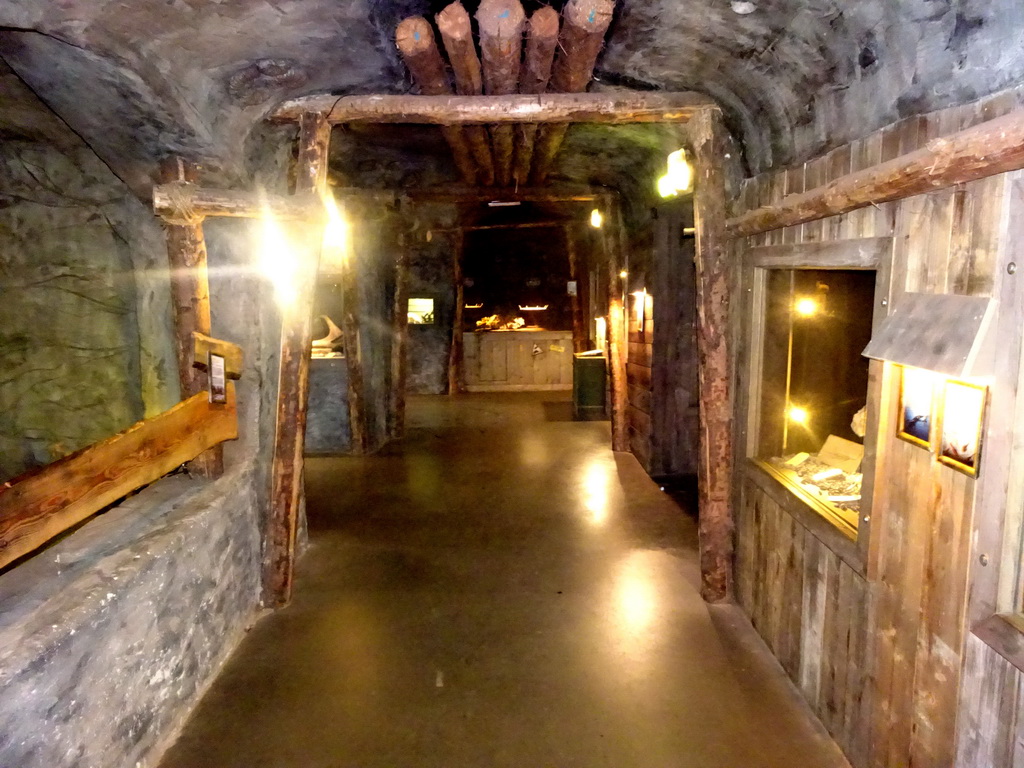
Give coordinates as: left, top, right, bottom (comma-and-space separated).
159, 393, 850, 768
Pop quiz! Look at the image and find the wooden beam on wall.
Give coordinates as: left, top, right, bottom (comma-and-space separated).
689, 109, 734, 604
263, 111, 330, 608
531, 0, 614, 184
514, 6, 559, 186
396, 16, 483, 185
566, 224, 587, 353
0, 384, 237, 571
154, 184, 317, 221
272, 92, 716, 125
728, 108, 1024, 237
157, 157, 223, 479
477, 0, 526, 187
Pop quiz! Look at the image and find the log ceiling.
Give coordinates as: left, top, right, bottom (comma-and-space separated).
271, 0, 716, 191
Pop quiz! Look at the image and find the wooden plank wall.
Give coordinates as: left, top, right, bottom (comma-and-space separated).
626, 290, 654, 471
733, 86, 1024, 768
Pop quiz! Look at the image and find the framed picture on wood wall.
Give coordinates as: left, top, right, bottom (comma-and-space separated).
937, 379, 987, 477
897, 365, 935, 449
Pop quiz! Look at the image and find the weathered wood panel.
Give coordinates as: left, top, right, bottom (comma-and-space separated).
737, 472, 871, 764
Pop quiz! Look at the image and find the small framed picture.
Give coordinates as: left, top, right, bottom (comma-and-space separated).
938, 379, 987, 477
208, 352, 227, 404
897, 365, 934, 449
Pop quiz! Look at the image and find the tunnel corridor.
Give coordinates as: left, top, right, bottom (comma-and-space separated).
158, 393, 848, 768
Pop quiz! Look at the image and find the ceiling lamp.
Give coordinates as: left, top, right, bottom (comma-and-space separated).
657, 148, 693, 199
590, 209, 603, 228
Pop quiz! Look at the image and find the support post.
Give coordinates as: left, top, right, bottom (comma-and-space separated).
566, 225, 587, 353
514, 6, 559, 186
389, 248, 411, 439
396, 16, 482, 185
263, 112, 329, 607
531, 0, 614, 183
157, 157, 223, 479
689, 109, 733, 604
342, 220, 368, 454
603, 197, 628, 452
476, 0, 526, 187
448, 232, 465, 395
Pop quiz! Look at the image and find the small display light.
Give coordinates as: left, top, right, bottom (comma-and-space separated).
794, 297, 818, 317
619, 270, 628, 279
788, 406, 809, 424
590, 209, 604, 228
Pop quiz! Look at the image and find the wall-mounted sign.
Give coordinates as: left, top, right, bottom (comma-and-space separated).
208, 352, 227, 404
567, 280, 578, 296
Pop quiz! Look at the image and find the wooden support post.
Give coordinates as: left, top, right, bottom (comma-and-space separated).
396, 16, 481, 185
342, 221, 368, 454
476, 0, 526, 187
689, 109, 733, 604
264, 112, 330, 607
449, 232, 465, 395
434, 2, 496, 187
531, 0, 614, 184
514, 7, 560, 186
566, 225, 587, 353
157, 157, 223, 479
389, 249, 411, 439
603, 198, 628, 452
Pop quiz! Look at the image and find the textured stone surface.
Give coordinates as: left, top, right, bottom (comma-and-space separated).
3, 1, 1023, 185
0, 63, 177, 483
0, 466, 262, 768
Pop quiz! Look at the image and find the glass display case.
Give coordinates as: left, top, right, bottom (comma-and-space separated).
754, 269, 876, 531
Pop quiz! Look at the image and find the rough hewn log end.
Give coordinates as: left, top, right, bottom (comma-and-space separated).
529, 5, 560, 39
436, 2, 472, 41
396, 16, 436, 56
475, 0, 526, 37
563, 0, 614, 33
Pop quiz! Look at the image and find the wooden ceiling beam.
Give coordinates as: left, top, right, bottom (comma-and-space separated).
271, 92, 717, 125
476, 0, 526, 186
395, 16, 483, 184
514, 7, 560, 186
531, 0, 615, 184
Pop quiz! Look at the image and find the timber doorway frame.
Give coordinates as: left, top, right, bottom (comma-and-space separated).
153, 93, 733, 607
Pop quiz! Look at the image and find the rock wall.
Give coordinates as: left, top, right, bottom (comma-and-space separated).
0, 67, 177, 484
0, 466, 262, 768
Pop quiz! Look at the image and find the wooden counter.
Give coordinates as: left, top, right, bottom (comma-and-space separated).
463, 330, 573, 392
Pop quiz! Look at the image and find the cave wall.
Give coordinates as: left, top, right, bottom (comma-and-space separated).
0, 68, 177, 484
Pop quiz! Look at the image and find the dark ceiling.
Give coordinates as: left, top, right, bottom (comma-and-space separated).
1, 0, 1022, 199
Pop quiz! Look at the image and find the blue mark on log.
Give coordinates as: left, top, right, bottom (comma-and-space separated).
588, 9, 596, 23
499, 9, 509, 18
414, 30, 420, 41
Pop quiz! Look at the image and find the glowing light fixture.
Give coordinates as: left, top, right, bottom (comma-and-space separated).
518, 305, 549, 311
590, 208, 604, 228
320, 192, 349, 273
259, 212, 298, 309
632, 289, 648, 331
619, 270, 628, 279
595, 316, 607, 349
794, 297, 818, 317
465, 303, 483, 309
788, 406, 809, 425
657, 148, 693, 199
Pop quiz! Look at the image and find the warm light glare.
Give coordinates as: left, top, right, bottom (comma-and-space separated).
465, 303, 483, 309
260, 212, 298, 308
320, 192, 349, 272
595, 316, 607, 348
632, 290, 647, 328
590, 209, 604, 228
582, 460, 609, 524
518, 305, 549, 311
657, 148, 693, 198
616, 554, 656, 633
902, 367, 935, 416
619, 270, 628, 279
788, 406, 809, 424
794, 297, 818, 317
942, 380, 986, 449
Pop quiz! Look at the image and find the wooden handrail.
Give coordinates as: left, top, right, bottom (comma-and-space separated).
0, 383, 238, 570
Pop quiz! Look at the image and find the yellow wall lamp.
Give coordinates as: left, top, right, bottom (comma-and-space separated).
657, 149, 693, 199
